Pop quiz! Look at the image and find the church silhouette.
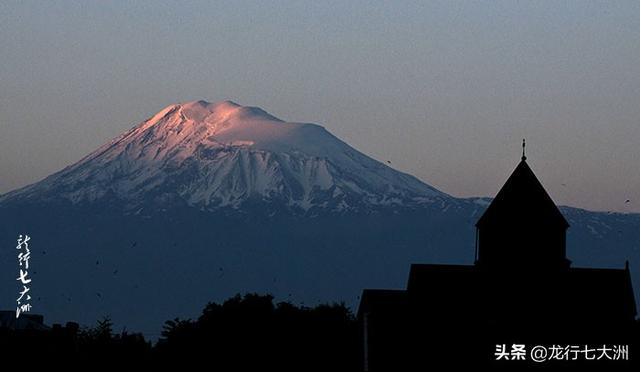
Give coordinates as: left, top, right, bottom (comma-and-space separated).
358, 144, 637, 370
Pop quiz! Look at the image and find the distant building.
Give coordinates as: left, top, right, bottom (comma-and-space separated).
0, 311, 49, 331
358, 149, 637, 369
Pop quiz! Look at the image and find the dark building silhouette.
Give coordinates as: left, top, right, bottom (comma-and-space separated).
358, 147, 637, 370
0, 311, 51, 332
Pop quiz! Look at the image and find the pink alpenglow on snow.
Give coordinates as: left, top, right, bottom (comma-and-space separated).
0, 100, 445, 211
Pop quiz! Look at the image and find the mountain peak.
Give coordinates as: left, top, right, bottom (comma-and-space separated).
150, 100, 281, 127
1, 100, 446, 212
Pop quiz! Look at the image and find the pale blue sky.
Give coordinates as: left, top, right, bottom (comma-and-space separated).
1, 1, 639, 212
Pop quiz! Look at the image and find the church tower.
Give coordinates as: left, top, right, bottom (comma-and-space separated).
359, 141, 637, 370
475, 140, 570, 270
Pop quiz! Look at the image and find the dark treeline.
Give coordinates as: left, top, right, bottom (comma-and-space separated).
0, 293, 360, 371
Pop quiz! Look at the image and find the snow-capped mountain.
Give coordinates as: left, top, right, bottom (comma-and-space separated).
1, 100, 444, 212
0, 100, 638, 338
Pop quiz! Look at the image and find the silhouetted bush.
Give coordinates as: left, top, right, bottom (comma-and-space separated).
76, 316, 151, 367
154, 293, 360, 371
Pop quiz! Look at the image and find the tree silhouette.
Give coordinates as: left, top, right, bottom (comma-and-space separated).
155, 293, 359, 371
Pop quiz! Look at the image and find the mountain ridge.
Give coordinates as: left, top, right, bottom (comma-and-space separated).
0, 100, 445, 212
0, 100, 638, 338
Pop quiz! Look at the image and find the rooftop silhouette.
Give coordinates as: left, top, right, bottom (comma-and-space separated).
359, 147, 638, 370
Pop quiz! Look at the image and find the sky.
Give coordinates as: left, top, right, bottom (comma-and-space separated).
1, 0, 639, 212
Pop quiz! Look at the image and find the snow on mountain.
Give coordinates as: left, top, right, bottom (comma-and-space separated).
0, 100, 638, 339
1, 100, 445, 212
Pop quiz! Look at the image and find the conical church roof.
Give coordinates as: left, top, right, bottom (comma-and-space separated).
476, 158, 569, 229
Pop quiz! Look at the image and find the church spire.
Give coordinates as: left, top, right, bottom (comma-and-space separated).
475, 147, 570, 270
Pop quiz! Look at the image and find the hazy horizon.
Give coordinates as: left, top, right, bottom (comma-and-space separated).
1, 1, 639, 213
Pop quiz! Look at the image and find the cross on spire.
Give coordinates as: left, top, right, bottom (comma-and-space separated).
521, 139, 526, 161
